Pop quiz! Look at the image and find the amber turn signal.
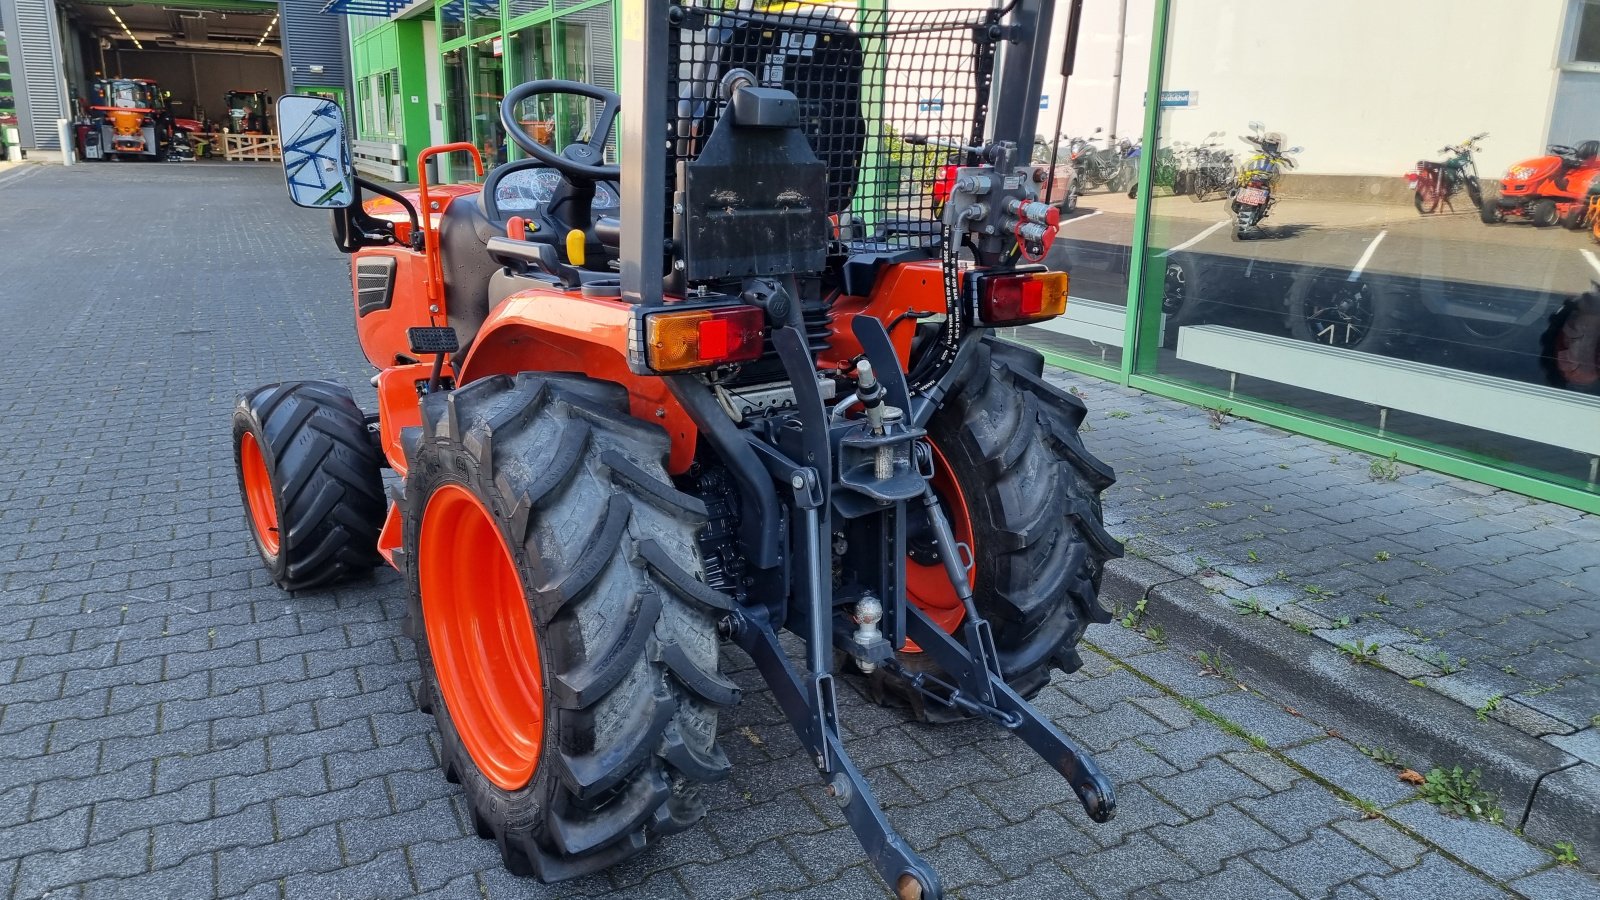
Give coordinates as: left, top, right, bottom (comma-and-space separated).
974, 270, 1068, 327
645, 305, 766, 373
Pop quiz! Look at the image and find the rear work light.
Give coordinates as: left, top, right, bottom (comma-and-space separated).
645, 305, 766, 373
971, 270, 1069, 327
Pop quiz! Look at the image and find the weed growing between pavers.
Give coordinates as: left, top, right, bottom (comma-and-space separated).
1418, 766, 1504, 823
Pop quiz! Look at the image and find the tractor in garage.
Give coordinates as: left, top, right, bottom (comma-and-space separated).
79, 77, 182, 160
232, 2, 1117, 896
222, 89, 271, 134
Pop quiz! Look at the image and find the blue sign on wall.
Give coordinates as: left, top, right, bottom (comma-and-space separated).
918, 97, 944, 112
1040, 95, 1049, 110
1158, 90, 1198, 108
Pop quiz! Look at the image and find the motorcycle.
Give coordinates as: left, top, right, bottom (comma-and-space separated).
1228, 123, 1301, 240
1407, 133, 1486, 215
1481, 140, 1600, 228
1069, 128, 1131, 193
1032, 135, 1079, 211
1180, 131, 1233, 202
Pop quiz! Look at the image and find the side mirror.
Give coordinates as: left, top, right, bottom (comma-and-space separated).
1248, 120, 1263, 132
1093, 126, 1103, 134
1289, 146, 1304, 153
277, 95, 354, 209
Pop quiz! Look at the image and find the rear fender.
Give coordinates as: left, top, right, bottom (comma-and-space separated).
820, 260, 950, 371
458, 289, 699, 474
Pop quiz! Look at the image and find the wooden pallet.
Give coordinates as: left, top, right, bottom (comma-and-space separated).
222, 134, 281, 162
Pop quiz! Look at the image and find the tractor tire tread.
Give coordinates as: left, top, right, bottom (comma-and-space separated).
403, 373, 728, 882
233, 381, 385, 592
903, 337, 1120, 710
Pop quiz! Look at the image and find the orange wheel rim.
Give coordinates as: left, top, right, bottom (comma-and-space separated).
905, 440, 976, 649
239, 431, 281, 557
419, 484, 544, 791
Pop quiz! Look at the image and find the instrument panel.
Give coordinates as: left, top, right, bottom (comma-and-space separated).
494, 166, 619, 213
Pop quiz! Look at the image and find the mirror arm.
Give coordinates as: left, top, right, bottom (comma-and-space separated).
355, 176, 423, 250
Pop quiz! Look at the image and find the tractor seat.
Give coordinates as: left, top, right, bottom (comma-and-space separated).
435, 193, 502, 359
1579, 140, 1600, 162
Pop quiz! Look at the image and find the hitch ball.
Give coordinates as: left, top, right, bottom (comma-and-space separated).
852, 594, 886, 673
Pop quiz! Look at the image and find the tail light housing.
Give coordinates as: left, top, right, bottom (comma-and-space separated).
644, 305, 766, 373
933, 164, 959, 204
968, 268, 1069, 327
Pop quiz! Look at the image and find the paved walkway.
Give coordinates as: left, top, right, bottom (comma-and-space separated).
1051, 370, 1599, 861
1, 163, 1595, 898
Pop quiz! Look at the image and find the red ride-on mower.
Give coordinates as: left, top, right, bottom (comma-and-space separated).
238, 2, 1116, 897
1482, 140, 1600, 227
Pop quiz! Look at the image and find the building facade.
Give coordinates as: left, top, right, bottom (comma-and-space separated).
336, 0, 615, 183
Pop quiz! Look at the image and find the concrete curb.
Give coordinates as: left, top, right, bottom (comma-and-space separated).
1099, 557, 1598, 863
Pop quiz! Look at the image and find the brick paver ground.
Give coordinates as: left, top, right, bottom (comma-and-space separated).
2, 164, 1596, 898
1058, 379, 1599, 755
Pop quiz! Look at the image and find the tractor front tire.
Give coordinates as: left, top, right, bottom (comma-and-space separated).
876, 338, 1121, 716
401, 373, 734, 881
232, 381, 385, 591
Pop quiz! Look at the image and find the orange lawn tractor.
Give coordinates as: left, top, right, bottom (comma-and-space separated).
235, 2, 1116, 896
1481, 140, 1600, 228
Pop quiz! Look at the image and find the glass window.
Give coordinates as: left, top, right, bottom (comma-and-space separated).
440, 0, 466, 44
554, 19, 594, 151
443, 47, 473, 180
1575, 1, 1600, 64
384, 71, 402, 140
359, 75, 376, 138
1014, 7, 1142, 370
508, 24, 556, 154
469, 0, 501, 41
1121, 0, 1600, 500
471, 39, 507, 172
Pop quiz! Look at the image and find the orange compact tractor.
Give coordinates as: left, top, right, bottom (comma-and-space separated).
236, 2, 1116, 896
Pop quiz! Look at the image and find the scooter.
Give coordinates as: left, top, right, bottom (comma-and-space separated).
1229, 123, 1301, 240
1481, 140, 1600, 228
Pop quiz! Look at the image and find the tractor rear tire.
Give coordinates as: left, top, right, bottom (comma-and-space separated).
401, 373, 734, 881
871, 337, 1121, 717
232, 381, 385, 591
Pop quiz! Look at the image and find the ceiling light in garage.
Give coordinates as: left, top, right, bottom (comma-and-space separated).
108, 9, 143, 51
257, 13, 278, 47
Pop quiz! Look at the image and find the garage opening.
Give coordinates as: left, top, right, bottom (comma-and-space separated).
58, 0, 285, 160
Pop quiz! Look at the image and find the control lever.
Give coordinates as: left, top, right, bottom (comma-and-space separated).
905, 133, 986, 156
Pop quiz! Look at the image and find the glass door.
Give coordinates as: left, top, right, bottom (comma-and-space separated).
469, 38, 506, 172
507, 23, 556, 158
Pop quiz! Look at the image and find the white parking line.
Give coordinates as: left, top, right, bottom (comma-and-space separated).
1347, 229, 1388, 282
1058, 209, 1102, 226
0, 166, 39, 189
1580, 249, 1600, 279
1160, 220, 1227, 256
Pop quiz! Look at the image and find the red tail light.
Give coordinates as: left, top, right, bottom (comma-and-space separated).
644, 305, 766, 373
970, 270, 1069, 327
933, 164, 959, 203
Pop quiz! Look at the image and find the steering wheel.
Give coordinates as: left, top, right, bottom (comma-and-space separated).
500, 80, 621, 181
